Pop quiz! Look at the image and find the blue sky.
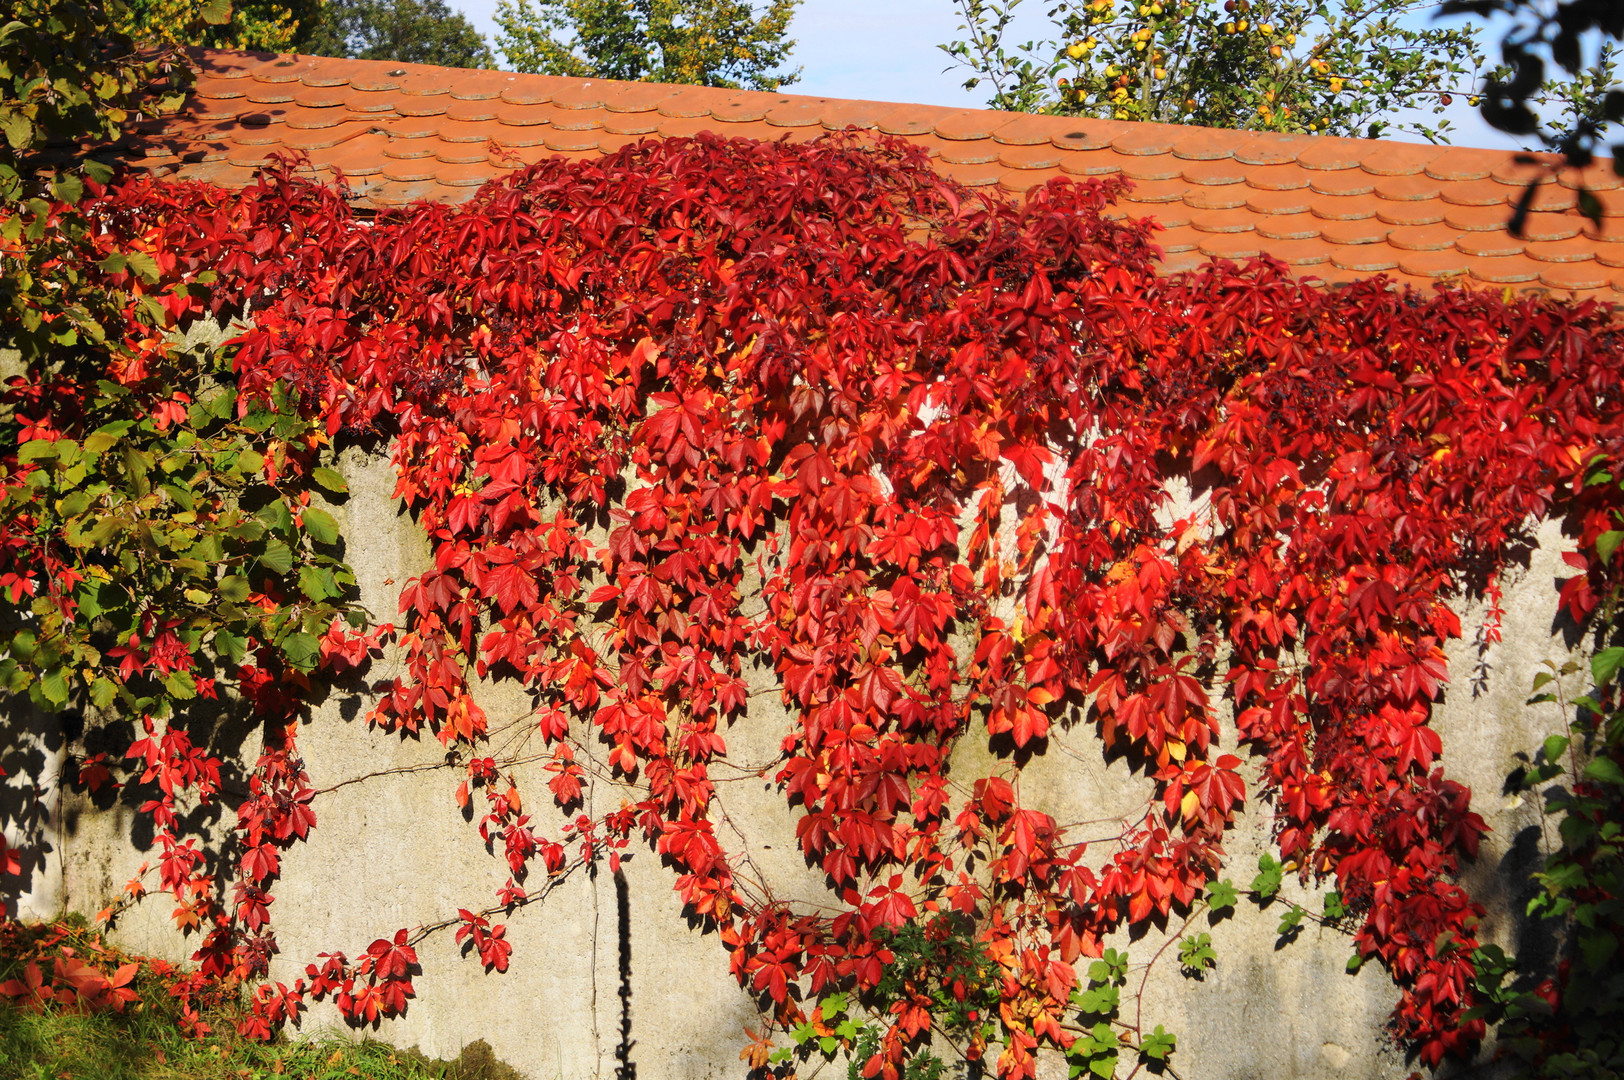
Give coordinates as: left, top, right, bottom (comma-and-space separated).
452, 0, 1527, 150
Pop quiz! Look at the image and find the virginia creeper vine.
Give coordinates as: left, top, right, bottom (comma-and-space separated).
3, 131, 1623, 1077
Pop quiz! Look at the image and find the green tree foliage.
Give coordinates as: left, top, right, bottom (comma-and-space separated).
113, 0, 321, 53
495, 0, 800, 91
296, 0, 493, 69
941, 0, 1483, 140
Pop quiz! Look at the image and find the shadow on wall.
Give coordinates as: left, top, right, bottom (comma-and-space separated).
0, 692, 268, 919
0, 701, 64, 917
616, 865, 636, 1080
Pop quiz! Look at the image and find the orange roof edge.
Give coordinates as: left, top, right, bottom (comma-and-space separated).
120, 47, 1624, 302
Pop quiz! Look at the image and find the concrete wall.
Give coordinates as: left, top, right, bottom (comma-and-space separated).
3, 441, 1579, 1080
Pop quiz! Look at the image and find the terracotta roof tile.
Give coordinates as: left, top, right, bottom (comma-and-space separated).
543, 130, 602, 153
1112, 127, 1180, 156
1310, 194, 1376, 221
939, 162, 1003, 187
999, 143, 1063, 170
711, 96, 772, 123
291, 85, 348, 109
1374, 174, 1441, 202
1190, 207, 1254, 233
1121, 158, 1183, 181
1308, 171, 1376, 196
1470, 254, 1543, 283
381, 138, 435, 159
1557, 162, 1623, 191
1525, 235, 1599, 263
999, 167, 1064, 193
441, 120, 500, 143
1059, 156, 1120, 177
1361, 143, 1445, 177
1263, 237, 1331, 265
1491, 154, 1561, 187
1375, 201, 1446, 227
1388, 223, 1460, 252
1517, 213, 1583, 242
1319, 218, 1389, 245
493, 103, 550, 127
445, 100, 498, 123
1331, 247, 1399, 272
1171, 131, 1239, 161
1231, 133, 1312, 166
935, 110, 999, 141
1296, 138, 1369, 171
876, 108, 934, 137
939, 142, 998, 165
1160, 251, 1209, 273
1455, 232, 1526, 258
1181, 159, 1248, 186
1426, 148, 1501, 182
656, 90, 713, 119
602, 114, 660, 136
602, 83, 672, 112
1052, 123, 1126, 151
449, 74, 518, 101
1255, 213, 1322, 240
1245, 188, 1314, 216
1398, 249, 1473, 278
1245, 163, 1311, 191
1155, 225, 1202, 252
491, 127, 549, 148
142, 49, 1624, 305
1539, 262, 1613, 291
823, 109, 884, 132
1147, 205, 1192, 229
765, 102, 823, 128
990, 116, 1060, 145
1593, 239, 1624, 268
1198, 232, 1265, 259
655, 115, 719, 138
1119, 178, 1189, 203
1186, 186, 1248, 210
500, 85, 553, 106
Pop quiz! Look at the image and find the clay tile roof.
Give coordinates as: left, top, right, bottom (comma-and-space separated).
127, 47, 1624, 304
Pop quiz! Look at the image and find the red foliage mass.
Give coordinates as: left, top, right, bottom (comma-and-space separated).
13, 132, 1624, 1074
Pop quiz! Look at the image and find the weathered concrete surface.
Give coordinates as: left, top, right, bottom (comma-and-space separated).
3, 442, 1581, 1080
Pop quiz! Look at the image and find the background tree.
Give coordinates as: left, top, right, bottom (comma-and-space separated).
942, 0, 1483, 140
112, 0, 319, 52
296, 0, 492, 67
495, 0, 799, 91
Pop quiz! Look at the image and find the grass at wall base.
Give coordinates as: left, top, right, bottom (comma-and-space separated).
0, 916, 520, 1080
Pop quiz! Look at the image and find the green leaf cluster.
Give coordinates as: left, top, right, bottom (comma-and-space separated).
1, 351, 363, 721
1064, 948, 1170, 1079
1471, 471, 1624, 1079
871, 913, 1001, 1040
1176, 931, 1215, 975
